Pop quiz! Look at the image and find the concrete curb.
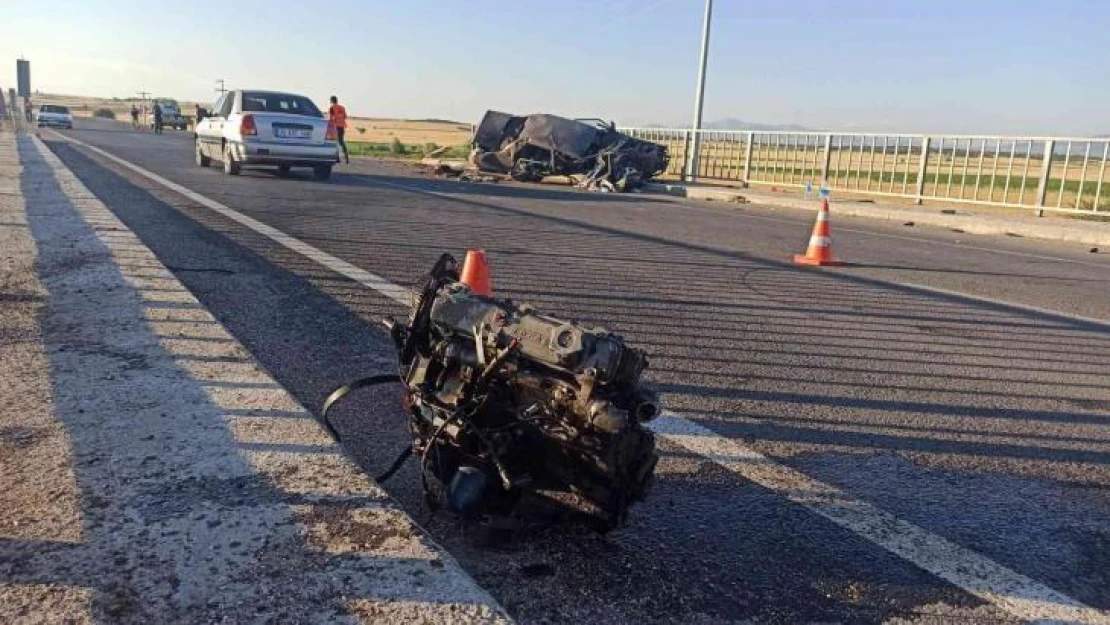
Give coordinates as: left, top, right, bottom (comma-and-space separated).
645, 182, 1110, 247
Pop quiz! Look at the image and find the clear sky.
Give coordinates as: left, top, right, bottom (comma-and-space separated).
1, 0, 1105, 135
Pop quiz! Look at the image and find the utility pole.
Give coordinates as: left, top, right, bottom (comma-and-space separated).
215, 79, 226, 95
685, 0, 713, 182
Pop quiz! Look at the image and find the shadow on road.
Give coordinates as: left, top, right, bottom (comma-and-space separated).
43, 136, 1110, 619
4, 137, 490, 622
335, 170, 674, 204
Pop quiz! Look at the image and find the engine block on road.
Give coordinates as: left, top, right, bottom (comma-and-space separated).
387, 254, 659, 531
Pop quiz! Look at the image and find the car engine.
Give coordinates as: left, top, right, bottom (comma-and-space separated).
382, 254, 659, 531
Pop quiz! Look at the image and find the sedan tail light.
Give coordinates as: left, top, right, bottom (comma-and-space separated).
240, 114, 258, 136
325, 121, 337, 141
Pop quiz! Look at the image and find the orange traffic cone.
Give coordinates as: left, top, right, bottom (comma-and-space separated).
460, 249, 493, 295
793, 198, 843, 266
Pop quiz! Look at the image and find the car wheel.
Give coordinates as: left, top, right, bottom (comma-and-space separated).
195, 140, 211, 167
510, 160, 543, 183
277, 165, 292, 176
223, 144, 241, 176
313, 165, 332, 181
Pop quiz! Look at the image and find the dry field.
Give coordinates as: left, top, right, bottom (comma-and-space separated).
649, 138, 1110, 211
32, 93, 203, 119
345, 117, 472, 147
30, 93, 473, 147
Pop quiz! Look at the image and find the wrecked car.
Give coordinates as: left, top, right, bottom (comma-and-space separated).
470, 110, 668, 192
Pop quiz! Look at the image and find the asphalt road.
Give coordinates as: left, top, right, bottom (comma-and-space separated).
40, 119, 1110, 624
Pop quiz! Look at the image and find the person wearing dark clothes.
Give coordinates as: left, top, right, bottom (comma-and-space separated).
327, 96, 349, 164
152, 102, 163, 134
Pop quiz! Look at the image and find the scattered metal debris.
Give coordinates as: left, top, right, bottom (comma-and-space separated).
470, 111, 668, 192
426, 162, 500, 184
457, 172, 498, 183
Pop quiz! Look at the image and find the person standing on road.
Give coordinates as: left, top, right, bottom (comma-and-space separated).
152, 101, 163, 134
24, 98, 33, 123
130, 105, 140, 130
327, 96, 349, 164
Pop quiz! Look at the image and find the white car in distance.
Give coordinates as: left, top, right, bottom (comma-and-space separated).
37, 104, 74, 129
194, 90, 340, 180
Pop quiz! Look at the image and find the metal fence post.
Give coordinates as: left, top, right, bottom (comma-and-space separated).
1034, 139, 1055, 217
743, 131, 754, 183
915, 136, 931, 204
681, 130, 693, 182
820, 134, 832, 184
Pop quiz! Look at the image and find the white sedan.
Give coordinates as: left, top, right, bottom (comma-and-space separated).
194, 90, 340, 180
37, 104, 74, 129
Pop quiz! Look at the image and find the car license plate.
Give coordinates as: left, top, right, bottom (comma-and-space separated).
274, 127, 312, 139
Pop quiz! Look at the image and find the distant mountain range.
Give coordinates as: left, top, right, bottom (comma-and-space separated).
647, 118, 813, 132
651, 119, 1110, 137
704, 118, 813, 132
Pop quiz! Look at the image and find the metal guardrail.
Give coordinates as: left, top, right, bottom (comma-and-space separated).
622, 128, 1110, 215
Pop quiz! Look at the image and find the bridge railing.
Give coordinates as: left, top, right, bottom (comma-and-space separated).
620, 128, 1110, 216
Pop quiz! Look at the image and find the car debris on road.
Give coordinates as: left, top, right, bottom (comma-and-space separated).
418, 158, 501, 183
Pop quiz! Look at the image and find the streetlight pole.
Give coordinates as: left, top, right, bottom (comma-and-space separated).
685, 0, 713, 182
137, 90, 151, 128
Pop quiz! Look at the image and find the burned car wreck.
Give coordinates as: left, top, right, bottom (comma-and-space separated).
470, 110, 668, 192
323, 253, 660, 533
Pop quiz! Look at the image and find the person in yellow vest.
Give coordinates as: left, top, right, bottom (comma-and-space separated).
327, 96, 349, 164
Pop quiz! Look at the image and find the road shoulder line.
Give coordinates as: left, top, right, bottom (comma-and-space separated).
18, 130, 507, 623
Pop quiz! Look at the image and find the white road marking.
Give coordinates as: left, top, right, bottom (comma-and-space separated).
653, 190, 1110, 269
834, 228, 1110, 269
25, 133, 508, 621
886, 281, 1110, 330
651, 415, 1109, 624
373, 177, 1110, 329
52, 131, 1110, 624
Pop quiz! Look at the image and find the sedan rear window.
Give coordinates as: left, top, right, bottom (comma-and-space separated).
41, 105, 70, 114
240, 92, 322, 117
